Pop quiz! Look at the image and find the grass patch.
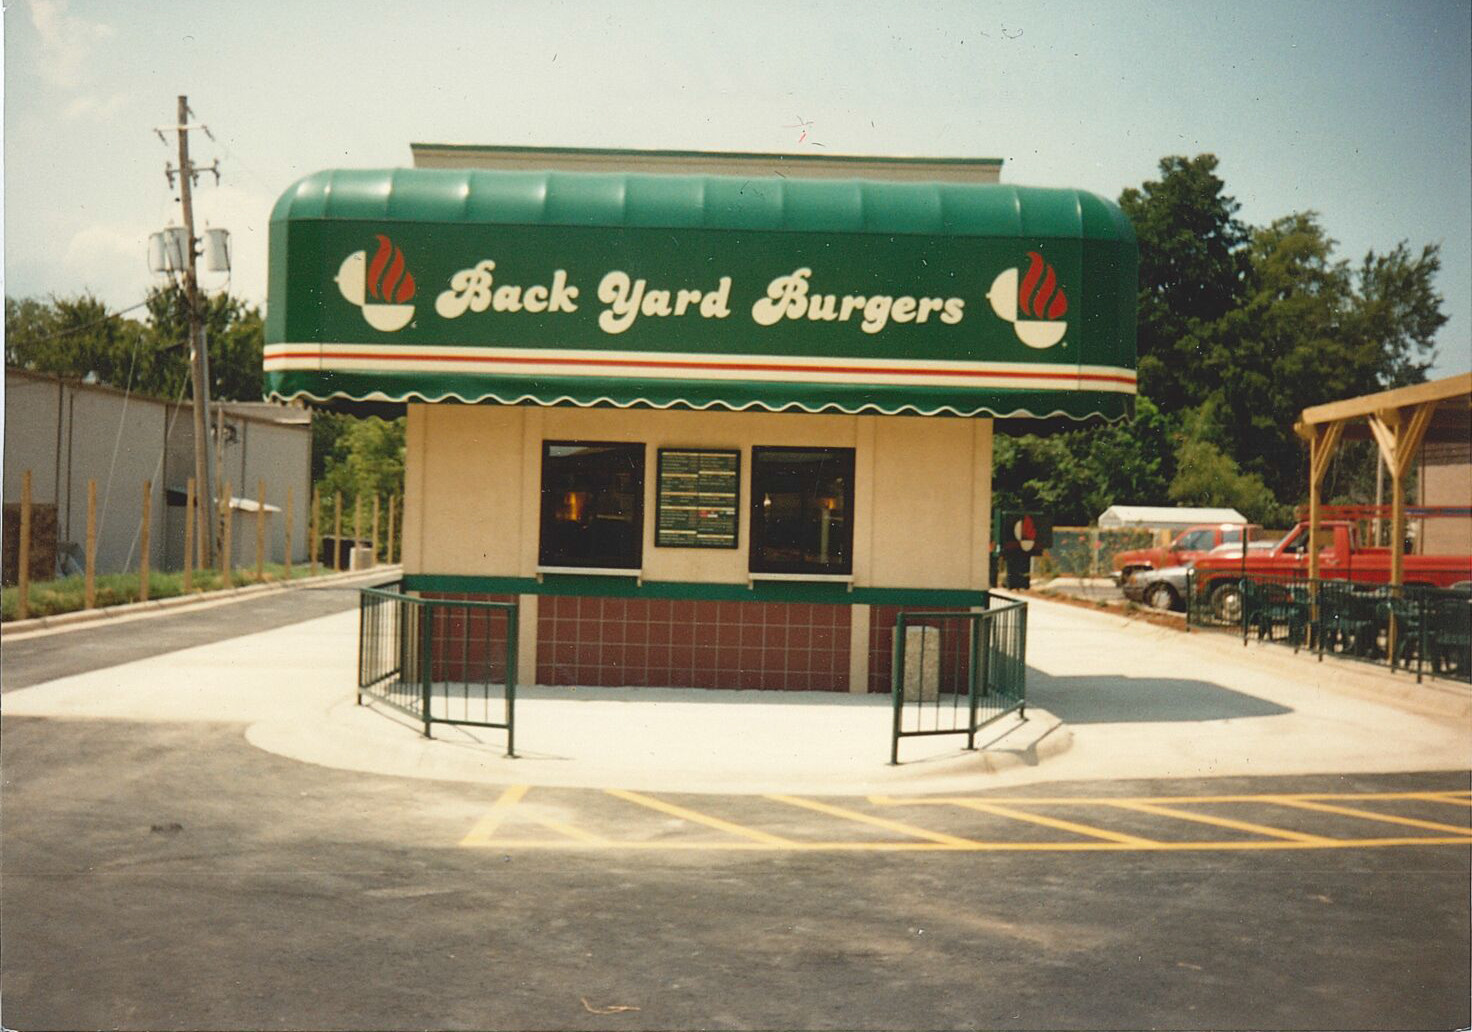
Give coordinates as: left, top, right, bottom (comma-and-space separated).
2, 563, 329, 622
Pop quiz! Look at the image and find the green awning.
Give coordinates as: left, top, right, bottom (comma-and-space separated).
265, 168, 1137, 419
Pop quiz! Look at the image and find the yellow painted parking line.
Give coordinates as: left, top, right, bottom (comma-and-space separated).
605, 788, 796, 846
873, 790, 1472, 806
952, 800, 1160, 846
1099, 800, 1335, 844
765, 794, 981, 846
463, 835, 1472, 852
460, 787, 1472, 852
1268, 798, 1472, 837
535, 819, 612, 845
459, 784, 530, 846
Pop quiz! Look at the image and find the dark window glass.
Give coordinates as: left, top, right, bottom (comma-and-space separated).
749, 447, 855, 575
539, 441, 645, 569
1177, 529, 1213, 551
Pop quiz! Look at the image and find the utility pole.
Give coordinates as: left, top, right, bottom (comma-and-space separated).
172, 95, 216, 564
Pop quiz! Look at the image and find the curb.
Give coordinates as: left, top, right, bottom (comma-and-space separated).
246, 698, 1073, 797
1, 565, 403, 641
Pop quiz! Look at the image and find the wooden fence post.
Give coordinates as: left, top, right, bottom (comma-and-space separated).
18, 470, 33, 620
256, 477, 266, 580
387, 494, 397, 565
183, 478, 195, 593
86, 479, 98, 608
333, 491, 343, 572
371, 495, 381, 568
311, 487, 320, 576
285, 486, 294, 579
139, 479, 152, 602
221, 481, 233, 587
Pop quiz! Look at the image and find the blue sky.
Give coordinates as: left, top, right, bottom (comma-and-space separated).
5, 0, 1470, 376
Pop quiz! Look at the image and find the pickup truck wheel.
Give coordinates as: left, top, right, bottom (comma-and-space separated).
1210, 582, 1243, 624
1145, 582, 1179, 611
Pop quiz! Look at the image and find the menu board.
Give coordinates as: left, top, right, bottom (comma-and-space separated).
656, 449, 740, 549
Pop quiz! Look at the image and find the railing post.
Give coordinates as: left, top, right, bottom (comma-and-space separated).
966, 613, 981, 750
889, 613, 906, 764
357, 591, 367, 706
420, 601, 434, 739
1416, 590, 1427, 685
1017, 604, 1028, 719
504, 605, 518, 758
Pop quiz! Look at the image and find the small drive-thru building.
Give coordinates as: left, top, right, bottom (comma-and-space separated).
265, 146, 1138, 694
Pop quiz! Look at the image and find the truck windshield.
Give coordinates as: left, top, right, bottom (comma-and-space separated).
1176, 529, 1214, 550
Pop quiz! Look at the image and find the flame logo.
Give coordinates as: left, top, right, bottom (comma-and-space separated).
987, 252, 1070, 349
367, 235, 416, 304
1018, 251, 1067, 321
336, 235, 418, 332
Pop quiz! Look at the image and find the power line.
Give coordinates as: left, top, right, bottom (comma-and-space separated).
9, 299, 151, 345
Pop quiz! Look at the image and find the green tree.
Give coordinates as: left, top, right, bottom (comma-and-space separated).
5, 292, 149, 388
143, 283, 265, 401
993, 397, 1174, 526
1166, 406, 1285, 525
1345, 242, 1446, 388
316, 415, 406, 511
5, 286, 265, 402
1118, 154, 1251, 411
1184, 213, 1444, 504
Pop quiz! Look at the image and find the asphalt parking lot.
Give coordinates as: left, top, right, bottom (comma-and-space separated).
3, 712, 1469, 1031
2, 587, 1469, 1030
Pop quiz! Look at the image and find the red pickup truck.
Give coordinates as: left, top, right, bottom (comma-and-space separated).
1192, 520, 1472, 621
1112, 523, 1258, 584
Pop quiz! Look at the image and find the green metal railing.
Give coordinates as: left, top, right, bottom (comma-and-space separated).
889, 595, 1028, 764
1186, 571, 1470, 684
358, 582, 518, 754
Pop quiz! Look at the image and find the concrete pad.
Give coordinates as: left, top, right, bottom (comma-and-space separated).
1, 607, 1066, 795
1017, 596, 1472, 786
4, 594, 1468, 796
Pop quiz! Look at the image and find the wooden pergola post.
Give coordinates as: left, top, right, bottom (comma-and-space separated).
1367, 403, 1436, 590
1298, 419, 1344, 585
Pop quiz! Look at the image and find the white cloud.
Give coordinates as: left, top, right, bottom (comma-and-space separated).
27, 0, 115, 90
54, 183, 274, 313
61, 223, 155, 304
62, 92, 131, 120
187, 183, 274, 307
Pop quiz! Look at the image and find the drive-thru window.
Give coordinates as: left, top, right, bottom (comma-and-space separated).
265, 147, 1138, 701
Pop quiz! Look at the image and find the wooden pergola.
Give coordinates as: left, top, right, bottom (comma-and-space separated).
1296, 372, 1472, 586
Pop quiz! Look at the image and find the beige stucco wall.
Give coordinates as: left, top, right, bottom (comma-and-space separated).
402, 403, 993, 591
1420, 440, 1472, 555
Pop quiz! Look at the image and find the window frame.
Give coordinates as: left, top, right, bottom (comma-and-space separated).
747, 445, 857, 577
537, 439, 647, 571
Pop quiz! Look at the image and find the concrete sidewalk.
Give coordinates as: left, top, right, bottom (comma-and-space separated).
4, 594, 1468, 795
